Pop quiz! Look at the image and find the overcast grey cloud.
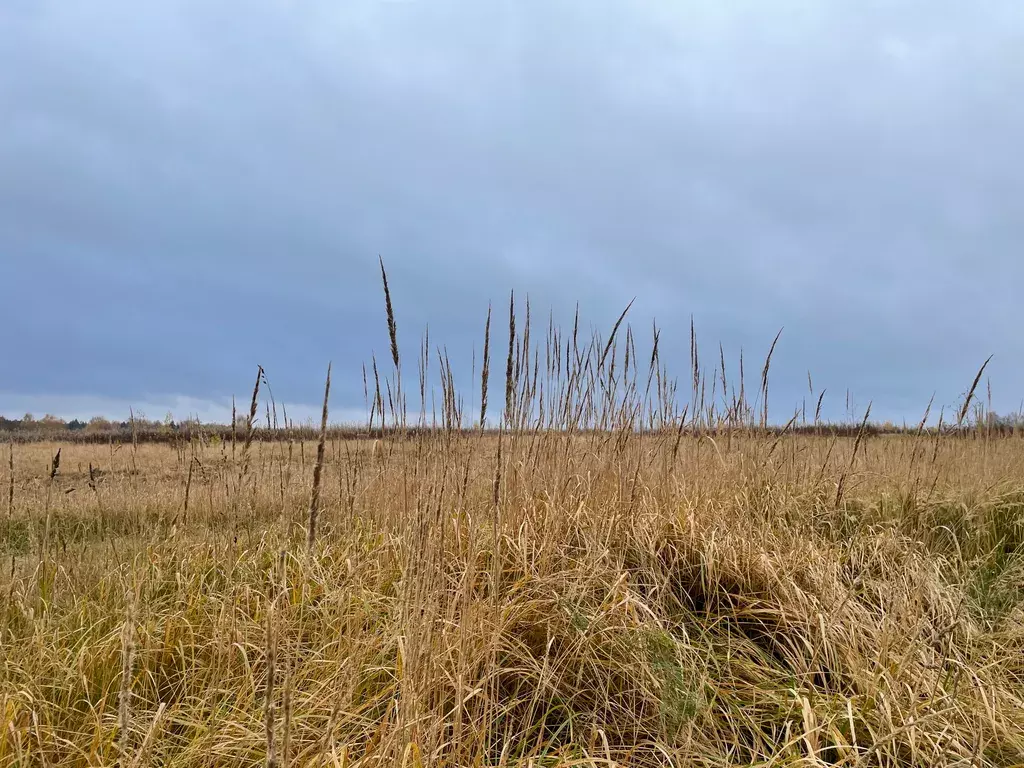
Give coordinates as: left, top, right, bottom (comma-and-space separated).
2, 0, 1023, 424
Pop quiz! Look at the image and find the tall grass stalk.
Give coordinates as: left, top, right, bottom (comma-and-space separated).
307, 363, 331, 551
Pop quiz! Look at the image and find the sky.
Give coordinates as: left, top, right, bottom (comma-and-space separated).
2, 0, 1023, 425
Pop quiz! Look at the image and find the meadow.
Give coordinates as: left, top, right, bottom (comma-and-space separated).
2, 291, 1024, 766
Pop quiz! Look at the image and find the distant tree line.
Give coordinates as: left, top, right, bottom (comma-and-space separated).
0, 413, 349, 444
0, 413, 176, 434
1, 410, 1022, 444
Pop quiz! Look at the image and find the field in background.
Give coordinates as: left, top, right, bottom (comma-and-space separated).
3, 426, 1024, 766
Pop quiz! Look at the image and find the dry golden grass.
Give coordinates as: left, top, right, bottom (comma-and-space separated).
3, 277, 1023, 766
3, 427, 1024, 767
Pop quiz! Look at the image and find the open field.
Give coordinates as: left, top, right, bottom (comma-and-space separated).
3, 425, 1024, 767
3, 282, 1024, 767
